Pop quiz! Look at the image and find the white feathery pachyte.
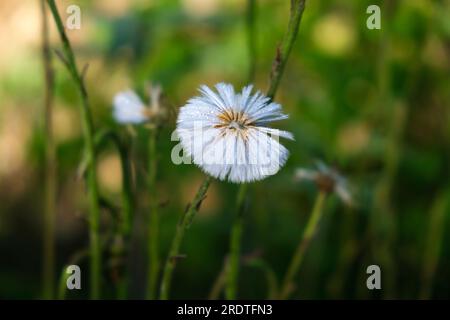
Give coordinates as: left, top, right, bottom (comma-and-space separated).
176, 83, 294, 183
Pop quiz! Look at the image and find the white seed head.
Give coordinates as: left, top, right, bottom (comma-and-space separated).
295, 161, 353, 206
113, 90, 149, 124
176, 83, 294, 183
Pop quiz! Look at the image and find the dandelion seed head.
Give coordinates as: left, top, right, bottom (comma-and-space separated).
176, 83, 294, 183
295, 161, 353, 206
113, 90, 149, 124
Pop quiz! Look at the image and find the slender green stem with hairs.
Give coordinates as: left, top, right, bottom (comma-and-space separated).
266, 0, 307, 100
279, 191, 327, 299
160, 176, 212, 299
41, 0, 56, 300
225, 0, 307, 300
46, 0, 101, 299
147, 128, 159, 299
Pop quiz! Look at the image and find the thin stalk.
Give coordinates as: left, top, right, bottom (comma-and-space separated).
118, 142, 133, 238
266, 0, 307, 100
208, 258, 228, 300
369, 0, 400, 299
245, 258, 279, 299
46, 0, 101, 299
279, 191, 327, 299
57, 266, 70, 300
420, 190, 449, 299
57, 249, 88, 300
147, 128, 159, 299
246, 0, 257, 83
41, 0, 56, 300
224, 0, 307, 301
159, 176, 212, 300
117, 136, 133, 299
225, 183, 247, 300
93, 129, 133, 299
93, 129, 133, 235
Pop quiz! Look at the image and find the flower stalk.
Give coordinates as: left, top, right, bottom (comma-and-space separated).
267, 0, 306, 100
420, 189, 449, 299
159, 176, 212, 299
41, 0, 56, 300
147, 128, 159, 299
46, 0, 101, 299
225, 183, 247, 300
93, 129, 133, 298
246, 0, 257, 83
114, 134, 133, 299
225, 0, 306, 300
279, 190, 327, 299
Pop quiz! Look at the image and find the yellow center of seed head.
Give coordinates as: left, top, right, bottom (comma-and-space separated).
214, 109, 254, 139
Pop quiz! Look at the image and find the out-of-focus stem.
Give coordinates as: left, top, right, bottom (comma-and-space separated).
94, 129, 133, 235
266, 0, 307, 100
246, 0, 257, 83
225, 183, 247, 300
113, 135, 133, 299
223, 0, 257, 301
224, 0, 307, 301
279, 191, 327, 299
57, 249, 88, 300
93, 129, 133, 299
209, 258, 228, 300
160, 176, 212, 299
420, 190, 449, 299
57, 266, 70, 300
369, 0, 400, 299
147, 129, 159, 299
41, 0, 56, 300
46, 0, 101, 299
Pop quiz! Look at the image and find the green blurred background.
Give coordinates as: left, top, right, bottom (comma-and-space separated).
0, 0, 449, 299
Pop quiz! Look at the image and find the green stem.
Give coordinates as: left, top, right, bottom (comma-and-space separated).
246, 0, 257, 83
117, 137, 133, 299
57, 266, 70, 300
279, 191, 327, 299
223, 0, 307, 301
225, 183, 248, 300
41, 0, 56, 300
57, 248, 88, 300
369, 1, 399, 299
93, 129, 133, 299
266, 0, 307, 100
147, 129, 159, 299
119, 145, 133, 239
159, 176, 212, 300
94, 129, 133, 236
420, 190, 449, 299
245, 258, 279, 299
47, 0, 101, 299
208, 258, 228, 300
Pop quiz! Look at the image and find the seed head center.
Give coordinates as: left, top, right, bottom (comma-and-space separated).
215, 110, 252, 131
